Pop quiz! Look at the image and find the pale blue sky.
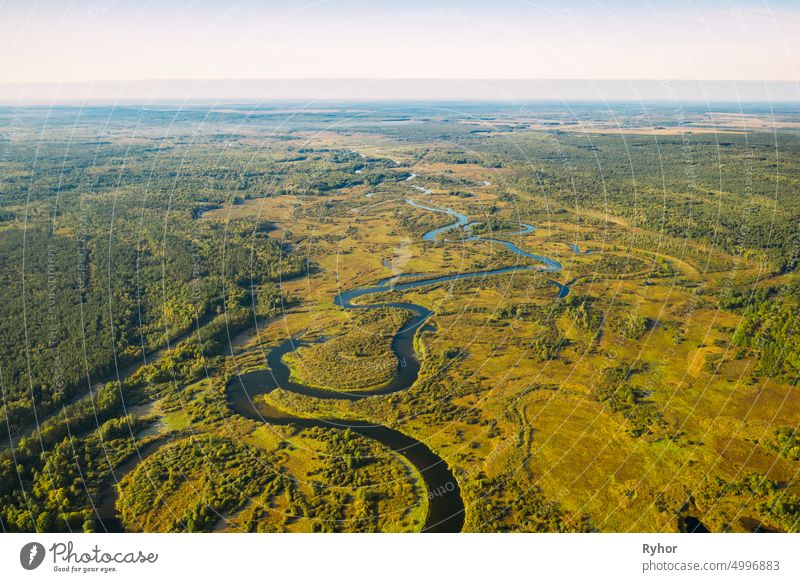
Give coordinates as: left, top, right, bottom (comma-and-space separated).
1, 1, 798, 86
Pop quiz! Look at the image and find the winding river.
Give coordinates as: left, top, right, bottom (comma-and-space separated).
90, 169, 593, 533
225, 176, 572, 533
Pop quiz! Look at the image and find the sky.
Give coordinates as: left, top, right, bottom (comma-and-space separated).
1, 0, 798, 101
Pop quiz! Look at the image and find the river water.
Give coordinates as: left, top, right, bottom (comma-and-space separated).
98, 173, 578, 533
226, 177, 574, 532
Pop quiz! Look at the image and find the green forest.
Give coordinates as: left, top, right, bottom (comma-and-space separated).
2, 103, 800, 533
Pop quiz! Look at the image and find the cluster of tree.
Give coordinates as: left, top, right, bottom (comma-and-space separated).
313, 428, 374, 484
0, 196, 304, 443
467, 219, 524, 235
564, 294, 604, 334
527, 328, 567, 362
589, 251, 656, 277
719, 284, 778, 312
732, 291, 800, 379
462, 465, 592, 532
761, 426, 800, 461
0, 121, 306, 530
302, 426, 422, 532
0, 415, 142, 532
477, 128, 800, 269
699, 473, 800, 533
593, 364, 663, 437
612, 311, 650, 340
117, 435, 279, 532
0, 300, 273, 531
284, 308, 410, 391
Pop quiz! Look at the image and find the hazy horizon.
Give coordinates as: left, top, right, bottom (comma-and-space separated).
3, 1, 799, 87
1, 78, 798, 105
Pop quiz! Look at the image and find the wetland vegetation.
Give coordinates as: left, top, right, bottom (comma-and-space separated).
1, 102, 800, 532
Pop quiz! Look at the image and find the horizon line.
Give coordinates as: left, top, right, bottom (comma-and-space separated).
3, 77, 799, 85
1, 78, 798, 105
